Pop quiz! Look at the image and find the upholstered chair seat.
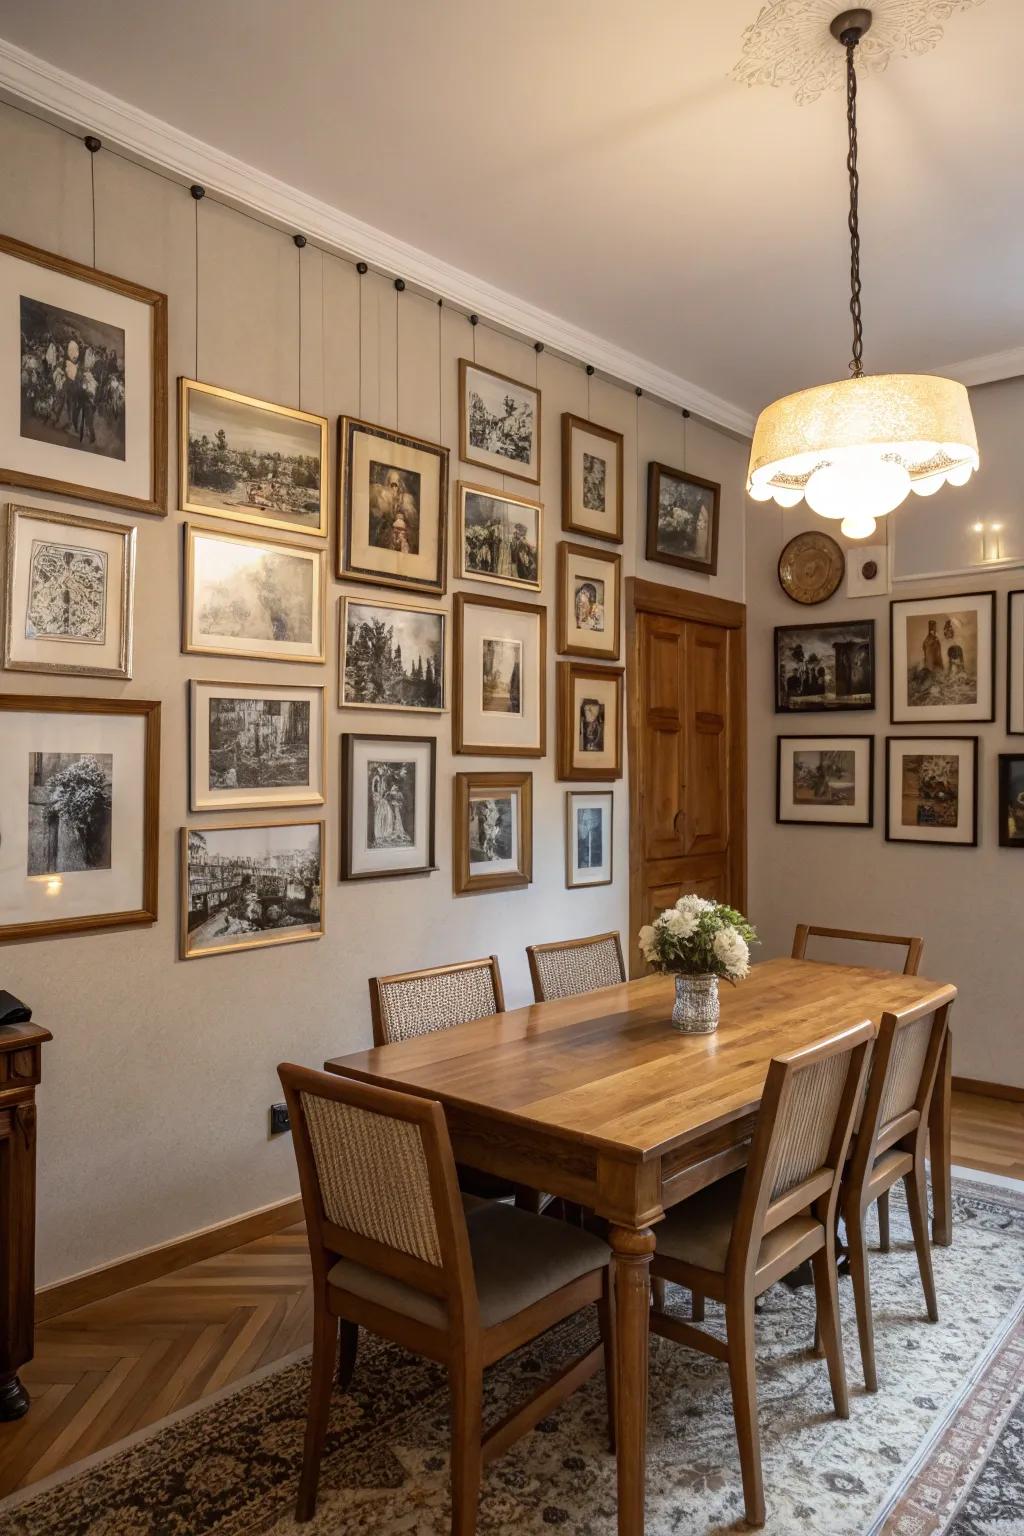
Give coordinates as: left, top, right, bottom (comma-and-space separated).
654, 1171, 819, 1278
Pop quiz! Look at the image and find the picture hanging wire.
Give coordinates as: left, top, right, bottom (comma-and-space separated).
356, 260, 364, 418
437, 297, 443, 442
84, 135, 100, 268
191, 187, 204, 378
470, 313, 478, 364
395, 276, 400, 427
586, 363, 594, 421
295, 235, 302, 410
682, 406, 688, 470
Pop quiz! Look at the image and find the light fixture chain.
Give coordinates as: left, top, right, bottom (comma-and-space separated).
845, 34, 864, 378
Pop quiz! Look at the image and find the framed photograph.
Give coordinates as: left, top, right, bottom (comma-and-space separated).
1, 233, 167, 515
998, 754, 1024, 847
341, 733, 436, 881
458, 359, 540, 484
557, 540, 621, 660
0, 694, 159, 942
3, 502, 135, 679
179, 378, 327, 537
339, 415, 448, 596
890, 590, 995, 724
340, 595, 445, 713
1007, 590, 1024, 734
189, 681, 325, 812
566, 790, 613, 888
181, 820, 324, 960
646, 463, 720, 575
885, 736, 978, 847
453, 770, 533, 895
457, 481, 542, 591
557, 661, 624, 781
183, 524, 325, 664
561, 414, 623, 544
776, 735, 874, 827
453, 592, 546, 756
775, 620, 875, 713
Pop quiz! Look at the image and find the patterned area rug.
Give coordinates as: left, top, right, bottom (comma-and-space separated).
1, 1178, 1021, 1536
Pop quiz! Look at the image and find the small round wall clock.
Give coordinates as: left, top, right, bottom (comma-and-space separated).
777, 531, 845, 605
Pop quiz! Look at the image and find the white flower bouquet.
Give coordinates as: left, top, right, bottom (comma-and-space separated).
638, 894, 757, 983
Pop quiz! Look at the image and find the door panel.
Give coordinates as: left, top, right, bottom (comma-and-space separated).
685, 624, 729, 856
641, 617, 687, 862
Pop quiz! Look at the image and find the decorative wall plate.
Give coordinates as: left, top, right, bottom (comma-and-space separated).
777, 531, 845, 605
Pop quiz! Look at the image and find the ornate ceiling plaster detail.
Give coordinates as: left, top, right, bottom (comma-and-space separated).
732, 0, 988, 104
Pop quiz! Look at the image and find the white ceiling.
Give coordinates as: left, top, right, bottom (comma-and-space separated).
0, 0, 1020, 421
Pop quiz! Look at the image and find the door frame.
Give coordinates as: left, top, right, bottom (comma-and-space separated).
624, 577, 747, 977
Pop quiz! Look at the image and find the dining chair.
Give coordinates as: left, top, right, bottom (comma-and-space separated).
369, 954, 506, 1046
649, 1019, 874, 1528
526, 932, 626, 1003
791, 923, 924, 977
278, 1063, 614, 1531
842, 997, 952, 1392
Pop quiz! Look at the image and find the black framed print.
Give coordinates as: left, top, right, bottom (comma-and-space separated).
776, 735, 874, 827
1008, 590, 1024, 735
341, 733, 437, 881
885, 736, 978, 847
775, 620, 875, 713
566, 790, 613, 887
890, 590, 995, 724
998, 754, 1024, 847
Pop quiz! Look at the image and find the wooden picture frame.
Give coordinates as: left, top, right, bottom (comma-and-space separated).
456, 480, 542, 592
556, 660, 624, 781
890, 590, 996, 724
556, 540, 621, 660
884, 736, 979, 847
775, 735, 874, 828
341, 733, 437, 881
998, 753, 1024, 847
338, 415, 448, 596
189, 680, 326, 812
775, 620, 876, 714
339, 594, 446, 714
453, 769, 533, 895
0, 694, 160, 942
561, 413, 624, 544
178, 378, 328, 538
453, 591, 546, 756
645, 462, 720, 575
183, 523, 326, 665
565, 790, 614, 888
180, 819, 325, 959
458, 358, 540, 484
1007, 590, 1024, 735
0, 233, 167, 515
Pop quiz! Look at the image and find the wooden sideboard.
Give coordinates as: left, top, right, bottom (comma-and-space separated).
0, 1022, 51, 1421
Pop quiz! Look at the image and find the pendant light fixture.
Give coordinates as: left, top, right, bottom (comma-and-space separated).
746, 7, 979, 541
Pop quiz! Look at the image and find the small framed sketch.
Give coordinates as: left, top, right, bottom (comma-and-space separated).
557, 661, 624, 781
338, 416, 448, 596
179, 378, 327, 537
998, 754, 1024, 847
557, 541, 621, 660
646, 463, 719, 576
561, 414, 623, 544
189, 681, 325, 812
776, 736, 874, 828
457, 481, 542, 591
340, 595, 446, 713
775, 620, 875, 713
566, 790, 613, 888
183, 524, 325, 664
453, 592, 546, 756
458, 359, 540, 484
0, 694, 159, 942
341, 733, 436, 881
885, 736, 978, 847
890, 591, 995, 724
1006, 590, 1024, 734
181, 820, 324, 960
1, 233, 167, 515
453, 770, 533, 895
3, 502, 136, 678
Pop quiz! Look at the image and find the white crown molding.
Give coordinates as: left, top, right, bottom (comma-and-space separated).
937, 347, 1024, 389
0, 35, 755, 437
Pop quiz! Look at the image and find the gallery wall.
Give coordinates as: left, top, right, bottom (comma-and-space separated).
0, 101, 749, 1286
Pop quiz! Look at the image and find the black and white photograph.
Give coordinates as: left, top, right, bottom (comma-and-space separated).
998, 754, 1024, 847
891, 591, 995, 723
340, 596, 445, 713
180, 379, 327, 537
181, 820, 324, 959
646, 463, 720, 575
190, 681, 325, 812
27, 537, 107, 643
776, 735, 874, 827
367, 759, 416, 849
20, 296, 126, 462
583, 452, 606, 514
775, 620, 875, 713
341, 734, 436, 880
454, 770, 532, 894
885, 736, 978, 847
481, 637, 522, 714
459, 360, 540, 484
184, 525, 325, 664
469, 794, 514, 865
453, 593, 546, 755
27, 751, 112, 875
557, 541, 621, 660
457, 482, 542, 591
566, 790, 613, 888
557, 660, 624, 780
561, 414, 624, 542
579, 697, 606, 754
339, 416, 448, 595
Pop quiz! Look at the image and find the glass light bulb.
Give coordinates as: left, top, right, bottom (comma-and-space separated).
946, 463, 973, 487
910, 472, 947, 497
747, 482, 775, 502
772, 487, 804, 508
840, 513, 877, 539
805, 455, 911, 523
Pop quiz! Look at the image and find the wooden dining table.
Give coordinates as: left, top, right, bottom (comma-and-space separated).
325, 955, 957, 1536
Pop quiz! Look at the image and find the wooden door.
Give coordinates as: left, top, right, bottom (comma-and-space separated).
626, 579, 746, 974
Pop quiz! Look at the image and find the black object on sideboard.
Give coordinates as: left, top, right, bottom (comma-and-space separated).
0, 1021, 52, 1420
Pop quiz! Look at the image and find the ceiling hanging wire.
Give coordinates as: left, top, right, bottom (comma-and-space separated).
395, 277, 401, 427
295, 235, 304, 410
84, 136, 100, 267
586, 364, 594, 421
437, 297, 443, 443
190, 184, 204, 379
356, 261, 365, 418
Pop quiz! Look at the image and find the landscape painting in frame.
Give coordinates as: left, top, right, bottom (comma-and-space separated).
776, 735, 873, 827
340, 416, 448, 595
561, 414, 624, 543
775, 620, 875, 713
998, 754, 1024, 847
459, 359, 540, 484
566, 790, 613, 888
646, 463, 719, 575
885, 736, 978, 847
181, 820, 324, 959
340, 596, 445, 713
190, 681, 325, 811
891, 591, 995, 723
341, 733, 436, 880
457, 481, 542, 591
557, 540, 621, 661
0, 695, 159, 941
453, 770, 532, 895
184, 525, 325, 664
1, 234, 167, 514
3, 503, 136, 679
453, 592, 545, 755
180, 378, 327, 537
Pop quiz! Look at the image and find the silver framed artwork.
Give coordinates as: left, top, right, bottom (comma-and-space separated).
341, 733, 437, 881
189, 680, 326, 812
775, 735, 874, 827
565, 790, 613, 888
183, 524, 326, 665
458, 359, 540, 484
456, 480, 542, 592
889, 590, 995, 724
3, 502, 135, 678
339, 595, 446, 713
181, 820, 325, 960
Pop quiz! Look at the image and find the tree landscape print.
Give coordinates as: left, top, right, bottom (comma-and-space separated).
775, 621, 874, 712
342, 600, 444, 711
184, 385, 323, 532
208, 697, 310, 790
191, 534, 315, 648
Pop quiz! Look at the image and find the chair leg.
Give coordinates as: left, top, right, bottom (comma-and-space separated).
449, 1356, 483, 1536
296, 1304, 338, 1522
725, 1291, 766, 1528
337, 1319, 358, 1390
691, 1289, 705, 1322
811, 1241, 850, 1420
597, 1278, 616, 1454
845, 1203, 878, 1392
877, 1190, 891, 1253
651, 1276, 667, 1312
904, 1166, 939, 1323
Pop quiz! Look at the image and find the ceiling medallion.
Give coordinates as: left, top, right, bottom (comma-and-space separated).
733, 0, 987, 105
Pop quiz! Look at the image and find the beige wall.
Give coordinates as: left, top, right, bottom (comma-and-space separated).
0, 102, 750, 1287
746, 375, 1024, 1092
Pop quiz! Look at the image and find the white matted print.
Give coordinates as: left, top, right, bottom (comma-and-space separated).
885, 736, 978, 847
453, 593, 545, 755
890, 591, 995, 724
1008, 590, 1024, 735
557, 541, 621, 660
562, 414, 623, 543
184, 524, 325, 664
340, 416, 448, 595
557, 661, 623, 781
776, 736, 873, 827
459, 360, 540, 484
190, 681, 325, 812
341, 733, 436, 880
566, 791, 613, 887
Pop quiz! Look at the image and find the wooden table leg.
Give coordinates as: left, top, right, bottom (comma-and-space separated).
929, 1028, 952, 1246
609, 1225, 656, 1536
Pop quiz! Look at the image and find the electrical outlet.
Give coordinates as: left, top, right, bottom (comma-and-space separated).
269, 1102, 290, 1136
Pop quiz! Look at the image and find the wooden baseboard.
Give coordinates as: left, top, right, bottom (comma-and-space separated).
36, 1194, 305, 1322
952, 1076, 1024, 1104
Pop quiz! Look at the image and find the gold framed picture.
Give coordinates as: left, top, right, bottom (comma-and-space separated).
181, 819, 325, 959
338, 415, 448, 596
556, 540, 621, 660
183, 524, 326, 664
189, 680, 326, 812
458, 359, 540, 484
646, 462, 720, 575
453, 591, 546, 756
178, 378, 327, 538
339, 594, 446, 713
453, 770, 533, 895
561, 413, 623, 543
456, 480, 542, 592
557, 660, 624, 781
